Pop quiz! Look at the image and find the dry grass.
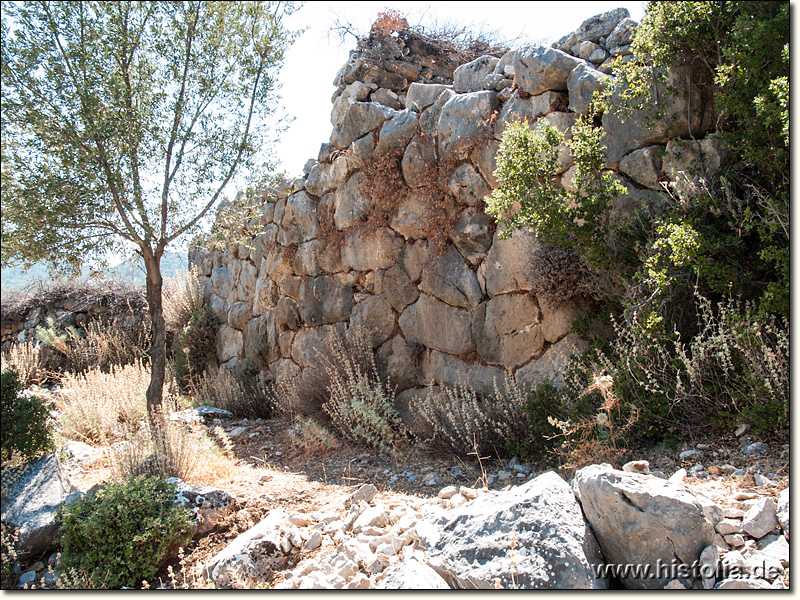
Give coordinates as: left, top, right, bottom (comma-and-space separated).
164, 268, 206, 333
321, 325, 408, 453
111, 421, 235, 486
0, 342, 47, 387
58, 361, 151, 445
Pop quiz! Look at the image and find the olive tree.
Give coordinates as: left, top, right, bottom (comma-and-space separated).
1, 1, 299, 431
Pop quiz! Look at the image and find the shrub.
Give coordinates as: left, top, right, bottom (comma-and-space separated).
1, 368, 54, 463
163, 268, 206, 334
59, 361, 150, 445
112, 422, 234, 485
189, 361, 272, 419
1, 522, 18, 588
287, 417, 341, 456
58, 475, 194, 589
173, 306, 218, 390
542, 292, 788, 446
0, 342, 46, 388
322, 325, 407, 452
416, 375, 528, 459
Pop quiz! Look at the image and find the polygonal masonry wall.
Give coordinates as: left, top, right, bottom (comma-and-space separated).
190, 7, 724, 417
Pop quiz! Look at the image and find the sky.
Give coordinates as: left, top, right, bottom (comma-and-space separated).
271, 1, 647, 177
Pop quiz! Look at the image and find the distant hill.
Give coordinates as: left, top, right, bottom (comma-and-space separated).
1, 251, 189, 293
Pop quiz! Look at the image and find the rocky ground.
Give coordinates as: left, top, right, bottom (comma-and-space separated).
11, 407, 788, 590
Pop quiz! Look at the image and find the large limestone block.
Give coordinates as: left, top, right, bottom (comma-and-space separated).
662, 135, 730, 200
419, 88, 455, 139
244, 312, 280, 366
514, 333, 588, 389
567, 63, 611, 116
348, 294, 395, 348
539, 295, 581, 343
605, 18, 638, 52
478, 229, 539, 297
619, 145, 665, 190
299, 276, 354, 326
420, 350, 504, 397
601, 67, 716, 166
375, 109, 418, 156
470, 139, 500, 189
204, 508, 291, 588
419, 471, 606, 589
380, 264, 419, 313
437, 91, 498, 162
217, 324, 244, 362
291, 323, 346, 368
405, 83, 452, 112
293, 240, 322, 277
573, 464, 715, 589
305, 155, 354, 197
402, 135, 437, 188
447, 163, 490, 207
554, 8, 630, 51
399, 294, 475, 356
250, 225, 278, 266
514, 46, 583, 96
472, 293, 544, 368
227, 301, 253, 331
334, 172, 369, 230
390, 190, 429, 240
1, 453, 73, 560
330, 102, 395, 150
236, 261, 258, 303
453, 55, 500, 93
494, 90, 567, 139
449, 207, 492, 265
278, 191, 318, 246
418, 245, 482, 310
341, 228, 404, 271
378, 557, 450, 589
377, 335, 421, 392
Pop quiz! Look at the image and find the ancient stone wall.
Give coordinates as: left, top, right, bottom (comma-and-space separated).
190, 8, 725, 415
1, 282, 147, 350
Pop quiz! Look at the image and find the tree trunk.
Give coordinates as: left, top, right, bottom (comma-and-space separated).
143, 248, 167, 444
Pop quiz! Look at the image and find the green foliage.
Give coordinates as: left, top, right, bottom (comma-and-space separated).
613, 1, 789, 320
487, 118, 630, 283
173, 306, 219, 389
1, 368, 54, 463
58, 476, 194, 589
1, 522, 18, 587
1, 0, 300, 429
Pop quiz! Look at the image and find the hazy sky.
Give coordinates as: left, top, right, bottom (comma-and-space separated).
271, 1, 647, 177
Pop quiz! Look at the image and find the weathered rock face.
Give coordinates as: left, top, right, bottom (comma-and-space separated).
573, 464, 715, 590
1, 453, 74, 560
419, 471, 607, 589
184, 7, 720, 433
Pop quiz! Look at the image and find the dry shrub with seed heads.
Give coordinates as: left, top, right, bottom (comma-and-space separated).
112, 421, 234, 485
58, 361, 152, 445
321, 325, 407, 452
287, 417, 341, 456
416, 374, 528, 459
189, 363, 273, 419
1, 342, 46, 387
163, 268, 206, 333
527, 245, 603, 305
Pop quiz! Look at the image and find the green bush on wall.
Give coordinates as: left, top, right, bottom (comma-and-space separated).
1, 368, 53, 463
58, 475, 194, 589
